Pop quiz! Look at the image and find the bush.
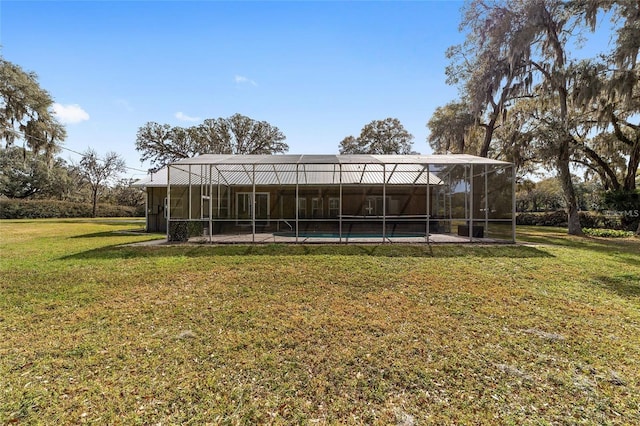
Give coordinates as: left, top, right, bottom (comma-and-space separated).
168, 221, 188, 242
578, 212, 624, 229
583, 228, 635, 238
516, 211, 623, 229
0, 199, 142, 219
603, 190, 639, 211
602, 190, 640, 231
516, 211, 568, 227
168, 220, 205, 242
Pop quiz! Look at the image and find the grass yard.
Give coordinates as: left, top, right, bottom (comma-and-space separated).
1, 219, 639, 424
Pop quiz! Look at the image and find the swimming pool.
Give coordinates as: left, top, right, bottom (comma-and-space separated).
273, 232, 427, 238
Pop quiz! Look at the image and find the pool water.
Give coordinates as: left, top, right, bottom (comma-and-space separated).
274, 232, 427, 238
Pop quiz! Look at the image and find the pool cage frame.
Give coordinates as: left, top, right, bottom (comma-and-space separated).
164, 154, 516, 243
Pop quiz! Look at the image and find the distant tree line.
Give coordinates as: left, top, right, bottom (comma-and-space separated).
0, 146, 143, 217
517, 177, 604, 213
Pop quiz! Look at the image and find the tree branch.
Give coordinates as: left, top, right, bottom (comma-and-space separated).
610, 111, 635, 147
576, 142, 621, 190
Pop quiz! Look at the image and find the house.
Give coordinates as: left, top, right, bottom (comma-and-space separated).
134, 154, 515, 243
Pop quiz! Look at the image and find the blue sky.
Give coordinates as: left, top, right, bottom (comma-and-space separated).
1, 0, 467, 177
0, 1, 614, 179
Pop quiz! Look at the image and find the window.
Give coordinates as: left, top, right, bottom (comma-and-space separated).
312, 197, 322, 218
201, 195, 210, 219
329, 198, 340, 218
298, 197, 307, 219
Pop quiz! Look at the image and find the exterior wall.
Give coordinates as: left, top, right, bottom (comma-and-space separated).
146, 187, 167, 233
158, 184, 441, 236
167, 186, 204, 220
214, 185, 435, 219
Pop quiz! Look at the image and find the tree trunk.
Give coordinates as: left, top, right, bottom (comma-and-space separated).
479, 116, 497, 158
92, 189, 98, 218
624, 139, 639, 191
558, 140, 583, 236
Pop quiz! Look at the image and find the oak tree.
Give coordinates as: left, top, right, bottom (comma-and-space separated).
0, 57, 65, 161
339, 118, 415, 155
136, 114, 288, 172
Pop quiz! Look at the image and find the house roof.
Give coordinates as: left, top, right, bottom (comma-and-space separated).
134, 154, 512, 187
170, 153, 510, 166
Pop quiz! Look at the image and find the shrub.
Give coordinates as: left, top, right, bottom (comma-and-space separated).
0, 199, 142, 219
578, 212, 623, 229
603, 189, 639, 211
583, 228, 635, 238
516, 211, 623, 229
516, 211, 568, 227
168, 220, 205, 242
168, 221, 188, 242
602, 190, 640, 231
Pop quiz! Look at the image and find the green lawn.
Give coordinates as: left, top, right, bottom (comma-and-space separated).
1, 219, 639, 424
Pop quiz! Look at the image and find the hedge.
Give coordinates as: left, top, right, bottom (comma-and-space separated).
516, 211, 636, 230
583, 228, 635, 238
0, 199, 144, 219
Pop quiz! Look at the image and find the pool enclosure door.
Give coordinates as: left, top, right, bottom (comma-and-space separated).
236, 192, 269, 223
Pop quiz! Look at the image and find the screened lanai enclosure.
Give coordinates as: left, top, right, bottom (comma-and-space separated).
141, 154, 515, 243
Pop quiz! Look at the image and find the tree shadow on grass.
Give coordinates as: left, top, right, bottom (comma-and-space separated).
69, 230, 147, 238
592, 274, 640, 298
4, 219, 144, 225
60, 243, 554, 261
518, 227, 640, 260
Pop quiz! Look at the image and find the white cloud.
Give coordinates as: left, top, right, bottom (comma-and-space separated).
114, 98, 134, 112
175, 111, 201, 122
52, 103, 90, 124
234, 75, 258, 86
